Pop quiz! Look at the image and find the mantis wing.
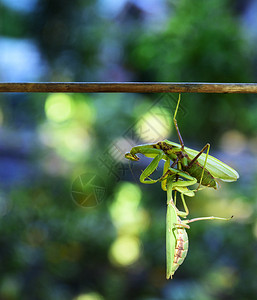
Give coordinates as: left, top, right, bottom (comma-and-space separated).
164, 140, 239, 182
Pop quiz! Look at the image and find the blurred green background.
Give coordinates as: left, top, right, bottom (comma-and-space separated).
0, 0, 257, 299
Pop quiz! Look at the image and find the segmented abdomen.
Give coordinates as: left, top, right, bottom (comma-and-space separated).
185, 161, 217, 188
172, 228, 189, 275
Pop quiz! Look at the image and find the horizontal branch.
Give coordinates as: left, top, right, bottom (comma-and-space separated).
1, 82, 257, 93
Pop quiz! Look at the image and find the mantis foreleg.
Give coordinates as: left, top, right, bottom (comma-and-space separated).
139, 152, 166, 184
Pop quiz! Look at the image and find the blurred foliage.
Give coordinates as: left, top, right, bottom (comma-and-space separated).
125, 0, 257, 141
128, 0, 252, 82
0, 0, 257, 299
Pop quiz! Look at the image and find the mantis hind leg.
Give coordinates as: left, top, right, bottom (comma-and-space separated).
172, 94, 214, 191
187, 143, 211, 190
173, 93, 185, 149
186, 215, 233, 224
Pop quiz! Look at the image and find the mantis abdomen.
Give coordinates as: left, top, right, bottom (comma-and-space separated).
185, 160, 217, 188
172, 227, 189, 276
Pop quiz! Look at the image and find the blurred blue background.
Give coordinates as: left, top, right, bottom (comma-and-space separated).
0, 0, 257, 299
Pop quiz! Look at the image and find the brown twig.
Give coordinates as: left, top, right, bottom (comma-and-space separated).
1, 82, 257, 93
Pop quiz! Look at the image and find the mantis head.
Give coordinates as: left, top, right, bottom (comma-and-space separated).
125, 152, 139, 161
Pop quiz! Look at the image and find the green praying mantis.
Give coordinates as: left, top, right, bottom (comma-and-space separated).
125, 94, 239, 192
125, 94, 239, 278
165, 176, 232, 279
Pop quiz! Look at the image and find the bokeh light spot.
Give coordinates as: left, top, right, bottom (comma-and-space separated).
38, 121, 91, 163
109, 182, 150, 234
45, 94, 74, 122
135, 106, 172, 142
73, 94, 96, 126
220, 130, 246, 155
109, 235, 141, 267
73, 292, 104, 300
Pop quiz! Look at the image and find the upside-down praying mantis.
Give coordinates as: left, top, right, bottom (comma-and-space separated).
125, 94, 239, 191
166, 177, 232, 279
